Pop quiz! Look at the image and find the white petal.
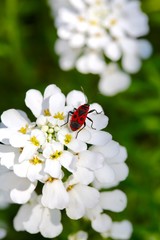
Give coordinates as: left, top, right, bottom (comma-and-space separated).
110, 220, 133, 240
66, 188, 85, 219
86, 129, 112, 146
86, 113, 109, 130
122, 55, 141, 73
98, 71, 131, 96
66, 90, 87, 108
41, 180, 69, 210
68, 138, 87, 153
23, 204, 43, 234
13, 161, 29, 178
44, 84, 61, 99
105, 42, 121, 61
60, 152, 75, 173
69, 33, 85, 48
112, 163, 129, 182
1, 109, 30, 129
73, 167, 94, 185
68, 231, 88, 240
138, 39, 152, 59
0, 228, 7, 239
58, 27, 72, 40
18, 144, 37, 162
13, 203, 35, 231
76, 53, 105, 74
40, 208, 63, 238
69, 0, 85, 10
25, 89, 43, 117
0, 172, 36, 203
9, 133, 29, 148
91, 140, 120, 159
49, 92, 65, 115
58, 8, 76, 25
95, 164, 115, 184
10, 180, 36, 204
0, 128, 15, 142
76, 184, 100, 209
44, 159, 61, 178
100, 190, 127, 212
110, 146, 127, 163
78, 150, 104, 170
0, 145, 18, 169
91, 214, 112, 233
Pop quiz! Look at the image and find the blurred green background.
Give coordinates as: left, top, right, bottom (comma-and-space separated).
0, 0, 160, 239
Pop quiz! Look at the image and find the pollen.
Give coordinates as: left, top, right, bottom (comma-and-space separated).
19, 125, 28, 134
30, 136, 40, 146
44, 109, 51, 116
54, 112, 65, 120
29, 156, 43, 165
47, 177, 54, 183
67, 185, 74, 192
50, 150, 62, 160
89, 20, 98, 26
64, 134, 72, 144
110, 18, 117, 26
78, 16, 85, 22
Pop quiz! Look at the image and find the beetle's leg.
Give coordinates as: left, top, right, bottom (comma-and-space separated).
86, 116, 96, 130
76, 121, 86, 138
61, 111, 74, 127
88, 109, 102, 114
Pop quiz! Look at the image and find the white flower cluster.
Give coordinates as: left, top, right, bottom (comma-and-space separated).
49, 0, 152, 96
0, 84, 132, 239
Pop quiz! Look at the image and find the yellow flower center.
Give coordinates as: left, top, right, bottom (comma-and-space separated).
110, 18, 117, 26
50, 150, 62, 160
30, 136, 40, 146
19, 125, 28, 134
29, 156, 43, 165
78, 16, 85, 22
64, 134, 72, 144
47, 177, 54, 183
54, 112, 65, 120
44, 109, 51, 116
67, 185, 74, 192
89, 19, 98, 26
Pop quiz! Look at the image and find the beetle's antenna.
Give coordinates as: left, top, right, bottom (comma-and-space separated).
80, 86, 88, 103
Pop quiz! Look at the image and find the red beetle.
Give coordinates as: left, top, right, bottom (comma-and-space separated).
63, 104, 102, 137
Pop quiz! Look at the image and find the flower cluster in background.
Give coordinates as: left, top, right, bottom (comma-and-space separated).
49, 0, 152, 96
0, 84, 132, 239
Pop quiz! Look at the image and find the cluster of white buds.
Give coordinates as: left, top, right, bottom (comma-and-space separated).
0, 84, 132, 239
49, 0, 152, 96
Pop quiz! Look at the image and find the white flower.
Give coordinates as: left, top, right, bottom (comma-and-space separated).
14, 194, 63, 238
0, 221, 7, 240
66, 179, 100, 219
90, 140, 129, 189
0, 109, 32, 144
68, 230, 88, 240
41, 178, 69, 210
0, 84, 131, 239
98, 63, 131, 96
0, 228, 7, 240
13, 154, 45, 182
43, 142, 75, 178
101, 220, 133, 240
49, 0, 152, 95
0, 169, 37, 204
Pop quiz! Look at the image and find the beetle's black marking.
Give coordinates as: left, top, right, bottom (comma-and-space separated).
78, 108, 86, 116
70, 121, 81, 131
